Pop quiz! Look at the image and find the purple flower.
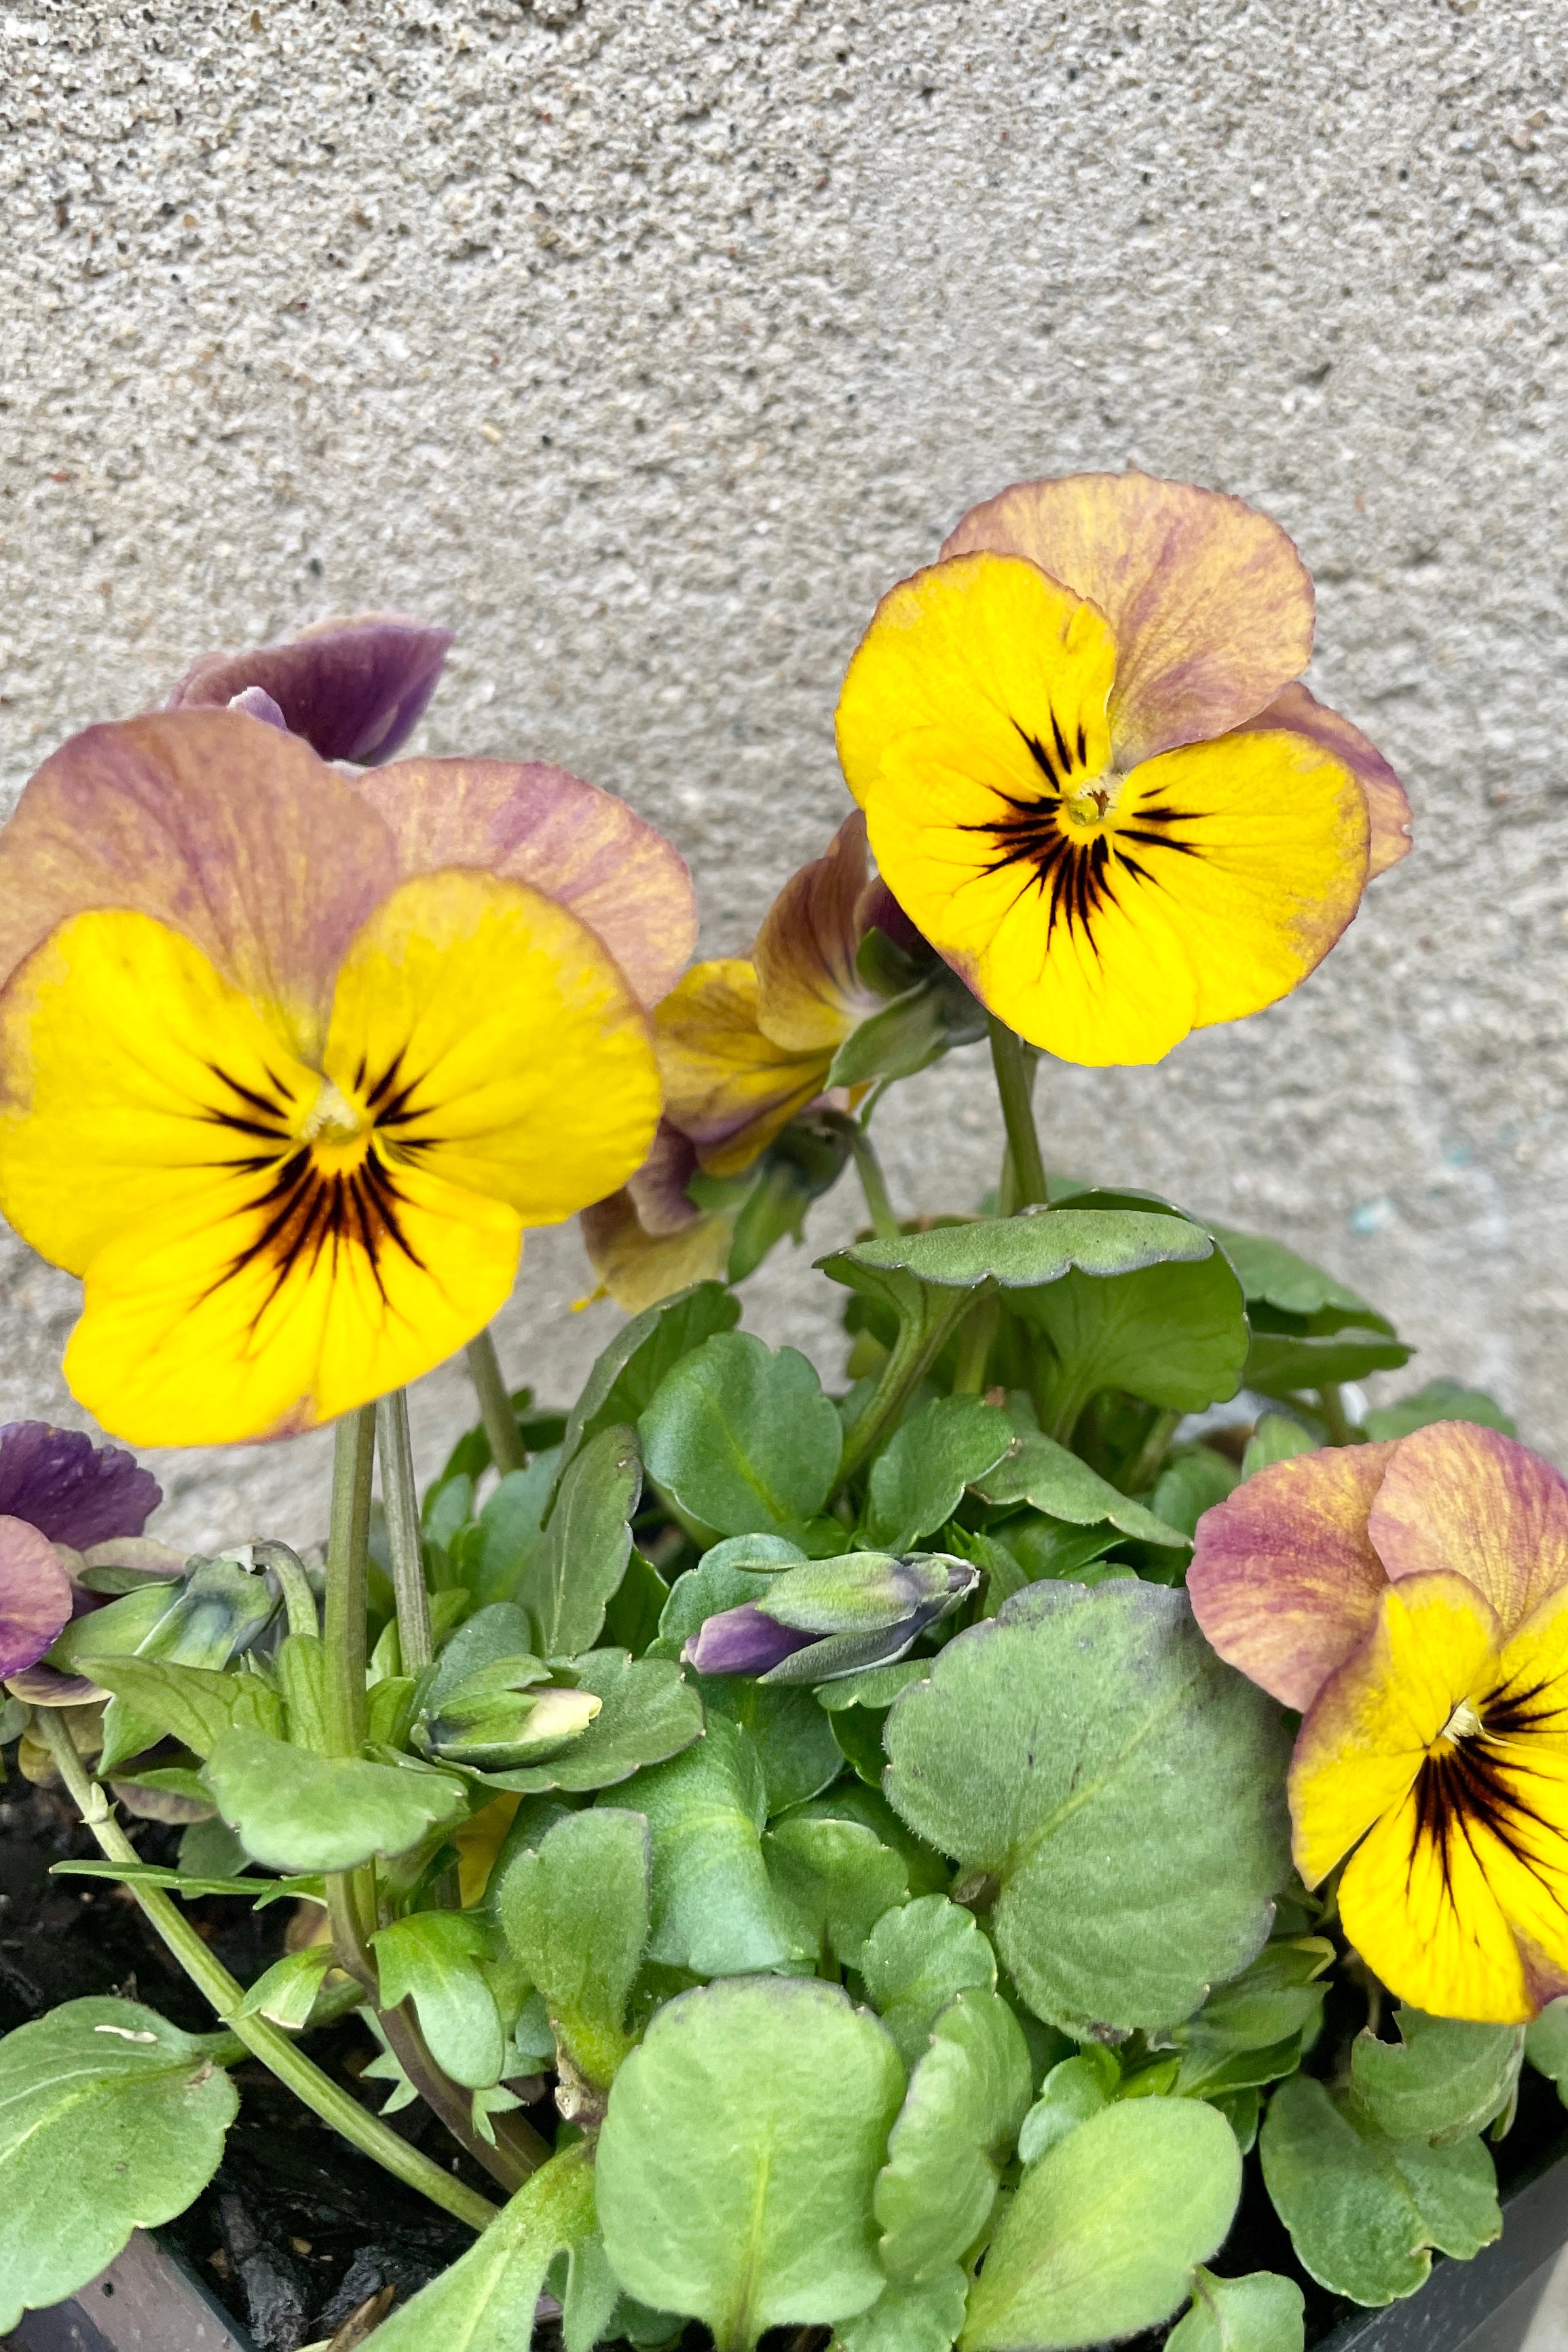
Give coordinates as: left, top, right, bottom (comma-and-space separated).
165, 613, 453, 766
0, 1423, 161, 1680
685, 1605, 822, 1679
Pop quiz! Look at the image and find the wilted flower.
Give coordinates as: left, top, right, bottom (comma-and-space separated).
1190, 1421, 1568, 2023
684, 1550, 978, 1684
166, 612, 453, 766
0, 1422, 161, 1679
836, 471, 1411, 1067
0, 713, 694, 1444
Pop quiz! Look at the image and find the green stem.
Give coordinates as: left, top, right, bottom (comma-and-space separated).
378, 1999, 550, 2190
834, 1288, 973, 1495
33, 1710, 497, 2235
324, 1405, 375, 1759
251, 1540, 319, 1641
466, 1328, 527, 1476
375, 1389, 433, 1674
987, 1019, 1049, 1210
1123, 1407, 1182, 1497
1317, 1385, 1357, 1447
842, 1119, 901, 1242
950, 1289, 1000, 1396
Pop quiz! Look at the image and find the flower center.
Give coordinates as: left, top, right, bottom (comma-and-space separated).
299, 1076, 371, 1172
1438, 1697, 1485, 1747
1062, 777, 1123, 834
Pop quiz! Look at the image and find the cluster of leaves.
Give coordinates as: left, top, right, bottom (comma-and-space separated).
0, 1203, 1542, 2352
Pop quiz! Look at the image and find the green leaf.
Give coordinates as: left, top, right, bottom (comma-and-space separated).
844, 1208, 1214, 1291
202, 1726, 468, 1872
367, 2141, 599, 2352
1152, 1448, 1239, 1540
597, 1977, 906, 2349
51, 1859, 318, 1906
1259, 2074, 1501, 2305
372, 1911, 506, 2089
971, 1430, 1189, 1546
835, 2272, 969, 2352
1527, 1996, 1568, 2102
884, 1584, 1291, 2036
0, 1996, 237, 2334
99, 1556, 284, 1772
960, 2097, 1242, 2351
1363, 1379, 1517, 1442
876, 1990, 1032, 2283
605, 1550, 672, 1657
88, 1657, 283, 1759
789, 1782, 952, 1899
451, 1462, 555, 1611
639, 1332, 843, 1539
1016, 2051, 1117, 2163
1165, 2269, 1305, 2352
471, 1650, 703, 1795
1208, 1227, 1392, 1330
1169, 1939, 1334, 2094
863, 1398, 1014, 1553
1240, 1417, 1318, 1479
45, 1578, 181, 1670
1012, 1242, 1248, 1418
560, 1281, 741, 1470
1246, 1328, 1412, 1395
703, 1677, 843, 1811
1349, 2006, 1524, 2144
234, 1947, 335, 2031
517, 1425, 641, 1659
627, 1711, 790, 1974
497, 1808, 650, 2088
859, 1895, 997, 2068
658, 1535, 805, 1645
765, 1813, 908, 1968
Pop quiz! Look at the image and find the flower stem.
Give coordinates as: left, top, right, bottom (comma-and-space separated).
466, 1328, 527, 1476
1123, 1407, 1182, 1497
33, 1709, 498, 2235
834, 1286, 973, 1494
987, 1019, 1049, 1211
842, 1117, 901, 1242
950, 1290, 1000, 1396
252, 1540, 319, 1641
1317, 1385, 1358, 1446
375, 1389, 433, 1675
324, 1405, 376, 1759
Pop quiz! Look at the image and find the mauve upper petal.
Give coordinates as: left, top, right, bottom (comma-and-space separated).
354, 758, 696, 1009
627, 1120, 705, 1237
0, 1422, 161, 1548
1237, 683, 1412, 880
941, 471, 1315, 768
167, 616, 453, 765
1188, 1442, 1397, 1711
0, 712, 398, 1062
683, 1603, 819, 1677
753, 813, 882, 1054
0, 1514, 75, 1677
1368, 1421, 1568, 1639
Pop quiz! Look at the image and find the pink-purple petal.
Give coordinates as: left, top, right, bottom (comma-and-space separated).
0, 1422, 160, 1549
5, 1663, 110, 1706
683, 1604, 819, 1677
1367, 1421, 1568, 1639
355, 758, 697, 1009
1235, 682, 1412, 880
0, 1515, 75, 1677
1187, 1442, 1398, 1711
166, 614, 453, 765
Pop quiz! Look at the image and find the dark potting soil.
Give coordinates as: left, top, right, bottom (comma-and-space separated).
6, 1779, 1568, 2351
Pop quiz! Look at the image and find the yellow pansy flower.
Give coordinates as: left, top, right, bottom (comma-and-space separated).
836, 471, 1411, 1067
0, 711, 695, 1446
1191, 1421, 1568, 2022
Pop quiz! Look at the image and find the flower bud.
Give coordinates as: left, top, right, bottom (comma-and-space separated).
684, 1551, 977, 1685
419, 1668, 601, 1770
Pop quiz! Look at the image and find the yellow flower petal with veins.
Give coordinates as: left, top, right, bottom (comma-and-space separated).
0, 873, 660, 1445
655, 959, 831, 1179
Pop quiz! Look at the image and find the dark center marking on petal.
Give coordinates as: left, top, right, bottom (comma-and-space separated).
1406, 1709, 1568, 1927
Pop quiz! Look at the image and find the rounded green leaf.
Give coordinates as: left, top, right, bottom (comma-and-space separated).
627, 1711, 789, 1975
764, 1814, 908, 1968
371, 1912, 506, 2090
516, 1424, 641, 1659
639, 1332, 844, 1538
838, 2270, 970, 2352
863, 1398, 1015, 1553
876, 1990, 1032, 2283
0, 1998, 237, 2334
1016, 2051, 1116, 2164
368, 2142, 597, 2352
884, 1584, 1290, 2034
1165, 2269, 1305, 2352
1014, 1249, 1248, 1417
597, 1977, 906, 2350
559, 1281, 741, 1469
973, 1429, 1189, 1546
202, 1725, 468, 1871
1349, 2006, 1524, 2145
960, 2097, 1242, 2351
497, 1808, 650, 2089
848, 1210, 1213, 1292
859, 1896, 997, 2068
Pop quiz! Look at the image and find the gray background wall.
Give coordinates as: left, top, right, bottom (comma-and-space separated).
2, 0, 1565, 1551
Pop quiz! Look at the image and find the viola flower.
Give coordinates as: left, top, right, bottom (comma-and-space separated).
0, 711, 694, 1446
1190, 1421, 1568, 2023
836, 471, 1412, 1067
166, 612, 453, 766
0, 1422, 161, 1679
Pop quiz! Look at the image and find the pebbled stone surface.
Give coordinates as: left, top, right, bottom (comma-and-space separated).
1, 0, 1565, 1544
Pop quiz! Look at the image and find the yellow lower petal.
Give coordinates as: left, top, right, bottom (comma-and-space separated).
1339, 1787, 1537, 2022
579, 1186, 734, 1313
323, 870, 661, 1225
654, 959, 830, 1177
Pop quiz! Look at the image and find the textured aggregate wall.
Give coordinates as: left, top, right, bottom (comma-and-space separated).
1, 0, 1565, 1548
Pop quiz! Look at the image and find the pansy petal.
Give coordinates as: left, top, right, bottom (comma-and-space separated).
354, 759, 696, 1009
1368, 1423, 1568, 1640
0, 1516, 75, 1677
1236, 683, 1412, 878
0, 713, 396, 1064
939, 472, 1314, 766
1189, 1442, 1397, 1711
753, 813, 880, 1053
580, 1187, 732, 1315
1338, 1785, 1543, 2023
685, 1605, 819, 1677
166, 614, 453, 764
1290, 1569, 1500, 1888
0, 1423, 160, 1548
628, 1121, 705, 1238
321, 870, 661, 1227
656, 958, 830, 1176
836, 553, 1117, 813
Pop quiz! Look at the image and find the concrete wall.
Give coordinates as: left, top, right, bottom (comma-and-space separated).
2, 0, 1565, 1550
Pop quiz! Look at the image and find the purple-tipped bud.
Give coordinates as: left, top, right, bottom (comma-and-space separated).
166, 614, 453, 765
0, 1423, 161, 1551
684, 1604, 821, 1679
0, 1516, 75, 1678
